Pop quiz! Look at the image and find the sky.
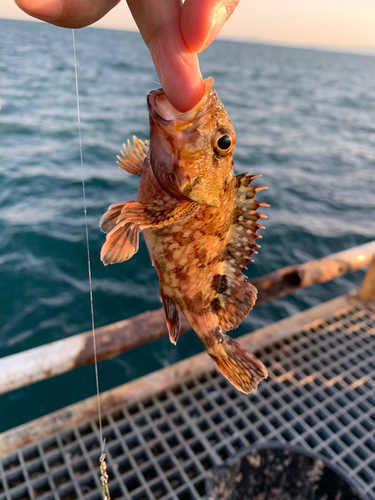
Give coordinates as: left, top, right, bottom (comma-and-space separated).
1, 0, 375, 53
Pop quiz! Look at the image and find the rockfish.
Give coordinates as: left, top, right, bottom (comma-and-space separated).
100, 78, 268, 393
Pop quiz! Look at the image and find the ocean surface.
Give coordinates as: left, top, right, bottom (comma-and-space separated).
0, 19, 374, 433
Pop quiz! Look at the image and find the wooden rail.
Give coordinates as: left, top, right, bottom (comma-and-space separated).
252, 240, 375, 302
0, 240, 374, 396
0, 293, 359, 454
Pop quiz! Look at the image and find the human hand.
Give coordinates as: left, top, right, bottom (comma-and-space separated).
15, 0, 239, 111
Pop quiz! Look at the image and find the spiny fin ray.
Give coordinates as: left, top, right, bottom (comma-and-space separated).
117, 136, 149, 177
214, 173, 268, 332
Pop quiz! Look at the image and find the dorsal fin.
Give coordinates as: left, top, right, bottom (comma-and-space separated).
117, 136, 149, 176
212, 173, 269, 332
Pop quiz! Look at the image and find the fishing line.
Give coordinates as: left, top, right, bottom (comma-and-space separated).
72, 29, 105, 454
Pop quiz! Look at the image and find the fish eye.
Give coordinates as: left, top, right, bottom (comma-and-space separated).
213, 129, 235, 157
218, 135, 231, 150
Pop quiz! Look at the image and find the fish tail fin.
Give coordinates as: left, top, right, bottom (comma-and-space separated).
208, 332, 268, 394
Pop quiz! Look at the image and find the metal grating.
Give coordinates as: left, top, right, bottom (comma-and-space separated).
1, 302, 375, 500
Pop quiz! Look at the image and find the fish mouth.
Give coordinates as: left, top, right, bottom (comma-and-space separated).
147, 78, 217, 203
147, 77, 214, 130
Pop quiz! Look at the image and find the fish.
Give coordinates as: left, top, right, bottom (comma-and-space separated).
100, 77, 268, 394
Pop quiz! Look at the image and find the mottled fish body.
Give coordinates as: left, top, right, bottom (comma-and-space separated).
100, 78, 268, 393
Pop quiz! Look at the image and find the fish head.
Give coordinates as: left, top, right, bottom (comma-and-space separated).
147, 77, 236, 207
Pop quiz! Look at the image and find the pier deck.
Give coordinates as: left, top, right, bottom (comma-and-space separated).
1, 292, 374, 500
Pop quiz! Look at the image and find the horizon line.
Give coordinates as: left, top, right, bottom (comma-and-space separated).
2, 16, 375, 58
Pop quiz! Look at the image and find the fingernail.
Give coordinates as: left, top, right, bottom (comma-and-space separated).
198, 5, 227, 53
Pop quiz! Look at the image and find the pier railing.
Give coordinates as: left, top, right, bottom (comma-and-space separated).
1, 240, 374, 396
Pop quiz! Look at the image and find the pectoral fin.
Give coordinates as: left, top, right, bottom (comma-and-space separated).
135, 201, 200, 229
101, 223, 140, 265
100, 200, 199, 265
117, 136, 149, 177
101, 200, 199, 233
100, 200, 145, 265
99, 201, 128, 233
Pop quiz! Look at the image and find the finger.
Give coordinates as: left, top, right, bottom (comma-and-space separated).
181, 0, 239, 53
127, 0, 204, 112
15, 0, 120, 28
150, 29, 204, 113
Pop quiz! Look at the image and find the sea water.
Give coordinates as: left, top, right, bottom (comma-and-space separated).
0, 19, 374, 432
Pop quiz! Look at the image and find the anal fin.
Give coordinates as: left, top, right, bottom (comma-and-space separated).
160, 290, 181, 345
117, 136, 149, 177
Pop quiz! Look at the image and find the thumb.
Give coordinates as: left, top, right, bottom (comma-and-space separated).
15, 0, 120, 28
181, 0, 239, 53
